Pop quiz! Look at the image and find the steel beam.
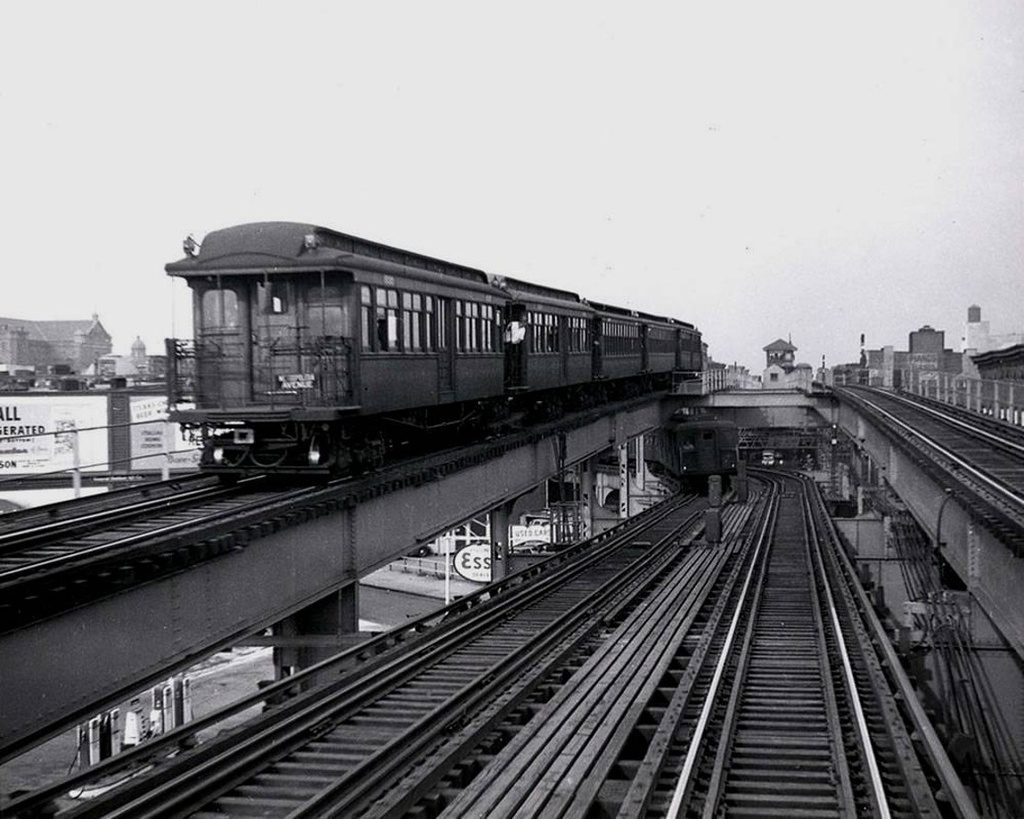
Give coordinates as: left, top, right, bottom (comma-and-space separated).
0, 400, 664, 758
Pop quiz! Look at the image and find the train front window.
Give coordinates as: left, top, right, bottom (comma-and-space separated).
201, 288, 240, 331
309, 284, 350, 337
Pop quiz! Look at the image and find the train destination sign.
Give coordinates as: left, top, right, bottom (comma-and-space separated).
277, 374, 316, 390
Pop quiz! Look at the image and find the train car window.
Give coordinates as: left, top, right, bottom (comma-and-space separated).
435, 298, 447, 350
376, 287, 400, 351
361, 286, 373, 350
480, 305, 490, 352
256, 280, 289, 315
401, 292, 425, 352
424, 296, 436, 350
309, 284, 349, 337
201, 288, 239, 330
456, 301, 465, 351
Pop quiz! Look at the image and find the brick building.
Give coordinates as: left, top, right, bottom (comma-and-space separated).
864, 325, 963, 387
0, 314, 112, 374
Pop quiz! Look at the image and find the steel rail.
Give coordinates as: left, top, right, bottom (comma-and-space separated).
274, 509, 705, 818
697, 503, 771, 818
0, 482, 248, 555
413, 504, 756, 818
802, 474, 979, 818
843, 389, 1024, 511
665, 481, 780, 817
0, 484, 320, 585
0, 473, 217, 533
45, 498, 700, 819
802, 487, 891, 818
858, 387, 1024, 458
4, 495, 693, 809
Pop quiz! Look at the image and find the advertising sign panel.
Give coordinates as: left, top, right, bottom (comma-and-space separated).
452, 542, 492, 583
129, 396, 201, 472
510, 523, 551, 546
0, 396, 108, 475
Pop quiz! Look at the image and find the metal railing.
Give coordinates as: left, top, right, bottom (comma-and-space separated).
0, 419, 200, 497
167, 334, 353, 410
898, 368, 1024, 427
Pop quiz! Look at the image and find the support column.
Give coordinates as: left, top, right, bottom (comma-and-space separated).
635, 435, 646, 491
734, 460, 748, 502
489, 501, 513, 582
270, 585, 360, 683
618, 440, 630, 519
580, 458, 595, 540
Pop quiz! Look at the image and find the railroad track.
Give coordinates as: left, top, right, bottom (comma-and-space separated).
0, 478, 327, 631
440, 474, 971, 818
839, 386, 1024, 554
0, 473, 217, 535
8, 478, 975, 818
19, 493, 708, 818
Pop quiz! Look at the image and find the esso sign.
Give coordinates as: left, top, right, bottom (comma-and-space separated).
453, 543, 492, 583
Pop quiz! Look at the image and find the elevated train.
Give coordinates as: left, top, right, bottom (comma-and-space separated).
648, 415, 739, 489
165, 222, 705, 477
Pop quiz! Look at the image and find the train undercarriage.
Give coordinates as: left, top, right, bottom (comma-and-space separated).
182, 372, 671, 480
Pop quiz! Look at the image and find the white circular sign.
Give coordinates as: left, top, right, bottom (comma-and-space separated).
453, 543, 492, 583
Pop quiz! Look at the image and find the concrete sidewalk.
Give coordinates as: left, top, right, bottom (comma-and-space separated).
362, 558, 481, 600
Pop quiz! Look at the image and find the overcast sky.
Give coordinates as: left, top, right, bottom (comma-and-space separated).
2, 2, 1021, 370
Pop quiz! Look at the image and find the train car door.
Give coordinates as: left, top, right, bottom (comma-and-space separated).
591, 316, 603, 379
640, 324, 649, 372
250, 273, 302, 403
303, 274, 354, 405
504, 303, 528, 391
437, 297, 455, 401
674, 328, 683, 370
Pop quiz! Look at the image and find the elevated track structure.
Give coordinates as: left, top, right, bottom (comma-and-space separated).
6, 474, 975, 818
0, 397, 663, 762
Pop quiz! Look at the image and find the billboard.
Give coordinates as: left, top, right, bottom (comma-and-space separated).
129, 396, 201, 472
0, 396, 108, 475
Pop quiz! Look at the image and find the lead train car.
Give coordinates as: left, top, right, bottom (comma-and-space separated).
165, 222, 703, 476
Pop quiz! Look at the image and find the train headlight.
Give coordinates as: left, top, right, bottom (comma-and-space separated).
308, 438, 322, 466
213, 446, 225, 464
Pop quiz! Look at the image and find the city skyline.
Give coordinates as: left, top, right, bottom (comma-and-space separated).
2, 2, 1022, 371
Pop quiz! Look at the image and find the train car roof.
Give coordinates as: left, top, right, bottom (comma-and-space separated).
166, 222, 491, 286
587, 299, 696, 330
491, 276, 593, 312
491, 275, 582, 303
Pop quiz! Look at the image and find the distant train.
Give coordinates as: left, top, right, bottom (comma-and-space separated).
165, 222, 705, 477
649, 416, 739, 487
